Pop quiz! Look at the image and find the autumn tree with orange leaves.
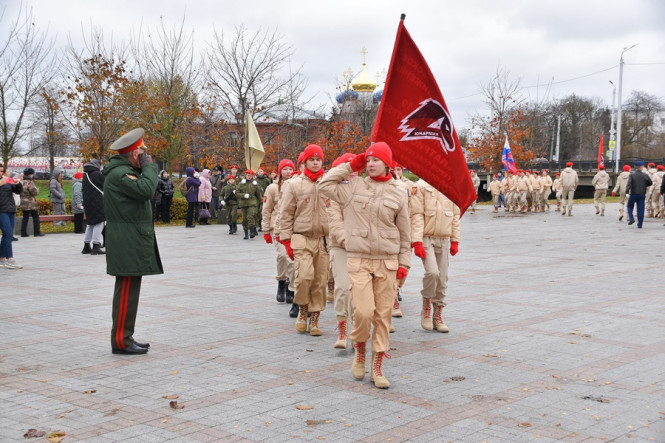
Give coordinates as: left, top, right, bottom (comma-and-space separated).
315, 114, 370, 168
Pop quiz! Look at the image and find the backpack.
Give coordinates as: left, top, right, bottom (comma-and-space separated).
179, 178, 190, 196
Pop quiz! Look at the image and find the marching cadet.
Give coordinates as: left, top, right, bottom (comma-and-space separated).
390, 162, 413, 329
648, 165, 664, 218
227, 165, 239, 183
560, 162, 579, 216
470, 170, 480, 213
104, 128, 162, 355
592, 166, 610, 216
236, 170, 262, 239
255, 167, 272, 229
262, 159, 296, 309
410, 177, 460, 334
504, 171, 517, 212
646, 162, 657, 217
541, 170, 553, 211
489, 174, 501, 212
326, 153, 357, 349
516, 170, 532, 213
552, 172, 562, 211
220, 175, 239, 234
279, 144, 330, 336
611, 165, 631, 220
319, 142, 410, 389
531, 170, 543, 212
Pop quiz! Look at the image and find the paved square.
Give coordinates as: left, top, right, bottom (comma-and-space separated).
2, 203, 664, 442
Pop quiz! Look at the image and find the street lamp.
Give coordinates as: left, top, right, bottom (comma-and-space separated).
615, 43, 638, 173
609, 80, 616, 162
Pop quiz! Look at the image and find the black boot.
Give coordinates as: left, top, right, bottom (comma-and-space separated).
243, 228, 249, 239
91, 243, 106, 255
232, 224, 237, 234
276, 280, 287, 303
81, 242, 92, 254
289, 303, 299, 318
249, 227, 257, 238
228, 225, 233, 234
285, 286, 294, 304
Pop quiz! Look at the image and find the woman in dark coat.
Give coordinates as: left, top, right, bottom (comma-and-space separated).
0, 164, 23, 269
82, 159, 106, 255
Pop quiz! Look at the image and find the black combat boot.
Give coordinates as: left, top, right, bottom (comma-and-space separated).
243, 228, 249, 239
249, 227, 257, 238
232, 224, 237, 234
228, 225, 233, 234
81, 242, 92, 254
276, 280, 287, 302
91, 243, 106, 255
289, 303, 299, 318
285, 284, 294, 304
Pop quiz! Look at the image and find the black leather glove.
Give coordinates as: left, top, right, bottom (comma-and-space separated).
138, 152, 153, 168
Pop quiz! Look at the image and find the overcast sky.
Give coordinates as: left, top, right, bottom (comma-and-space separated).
4, 0, 665, 131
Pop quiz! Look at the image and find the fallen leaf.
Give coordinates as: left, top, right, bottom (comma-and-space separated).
83, 389, 96, 394
306, 419, 321, 427
306, 349, 314, 352
593, 415, 600, 420
296, 405, 314, 410
305, 370, 311, 373
105, 408, 121, 416
552, 375, 561, 379
518, 422, 532, 428
171, 371, 178, 375
345, 423, 353, 427
47, 430, 66, 443
568, 341, 577, 344
317, 437, 325, 440
169, 401, 185, 410
163, 395, 179, 400
24, 429, 46, 438
288, 382, 294, 385
161, 418, 169, 424
451, 376, 466, 381
483, 353, 500, 358
324, 420, 332, 424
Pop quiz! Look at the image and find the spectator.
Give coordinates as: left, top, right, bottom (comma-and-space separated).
198, 168, 212, 225
20, 168, 44, 237
184, 167, 201, 228
210, 166, 224, 222
156, 170, 174, 223
82, 159, 106, 255
0, 164, 23, 269
71, 172, 85, 233
49, 167, 66, 226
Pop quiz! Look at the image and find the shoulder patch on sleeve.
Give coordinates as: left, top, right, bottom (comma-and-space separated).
126, 174, 138, 181
263, 195, 267, 203
411, 186, 418, 196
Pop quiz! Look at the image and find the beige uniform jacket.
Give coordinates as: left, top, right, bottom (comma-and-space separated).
612, 171, 630, 194
517, 176, 533, 192
318, 163, 411, 268
592, 171, 610, 190
552, 178, 561, 192
410, 180, 460, 243
653, 171, 664, 194
279, 173, 329, 241
261, 182, 281, 234
532, 175, 543, 191
560, 167, 579, 191
542, 175, 553, 189
326, 198, 346, 249
489, 180, 501, 196
471, 174, 480, 191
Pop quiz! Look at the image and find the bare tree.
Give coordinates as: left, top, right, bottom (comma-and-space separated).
0, 5, 55, 166
28, 86, 72, 171
623, 90, 664, 151
475, 65, 524, 136
205, 25, 300, 151
131, 15, 202, 172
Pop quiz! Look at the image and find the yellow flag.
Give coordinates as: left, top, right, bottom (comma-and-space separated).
245, 111, 265, 171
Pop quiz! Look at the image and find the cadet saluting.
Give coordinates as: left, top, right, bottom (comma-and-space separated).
319, 142, 410, 389
104, 128, 163, 355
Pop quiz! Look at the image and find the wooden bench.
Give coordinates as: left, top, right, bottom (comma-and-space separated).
14, 214, 81, 235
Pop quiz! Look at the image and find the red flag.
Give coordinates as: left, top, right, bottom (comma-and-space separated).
371, 15, 476, 215
597, 134, 604, 169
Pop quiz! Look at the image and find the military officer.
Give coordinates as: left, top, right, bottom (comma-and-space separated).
104, 128, 163, 355
236, 169, 262, 239
220, 175, 239, 234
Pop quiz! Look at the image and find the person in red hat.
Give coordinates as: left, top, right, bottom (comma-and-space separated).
612, 165, 631, 220
325, 153, 358, 349
390, 161, 413, 324
71, 171, 85, 234
220, 175, 239, 234
592, 166, 610, 216
262, 159, 297, 315
648, 164, 664, 218
503, 171, 517, 213
236, 169, 262, 239
516, 170, 533, 213
228, 165, 239, 182
279, 144, 330, 337
530, 170, 543, 212
489, 174, 501, 212
469, 169, 480, 213
560, 162, 579, 216
540, 170, 553, 211
319, 142, 411, 389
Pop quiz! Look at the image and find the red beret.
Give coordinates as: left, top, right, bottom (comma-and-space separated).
623, 165, 631, 172
74, 172, 83, 179
332, 153, 356, 168
566, 162, 573, 167
245, 169, 255, 175
657, 165, 665, 171
556, 172, 561, 175
599, 165, 605, 170
648, 162, 655, 167
227, 175, 236, 181
231, 164, 239, 169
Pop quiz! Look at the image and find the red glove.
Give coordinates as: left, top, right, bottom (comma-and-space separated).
281, 239, 294, 260
396, 267, 408, 280
349, 152, 367, 172
611, 192, 616, 197
275, 236, 280, 243
450, 241, 459, 256
264, 233, 273, 244
412, 242, 426, 258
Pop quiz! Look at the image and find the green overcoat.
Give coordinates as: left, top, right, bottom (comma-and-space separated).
103, 156, 163, 277
235, 179, 262, 209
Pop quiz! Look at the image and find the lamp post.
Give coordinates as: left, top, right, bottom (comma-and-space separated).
609, 80, 616, 163
615, 44, 638, 173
